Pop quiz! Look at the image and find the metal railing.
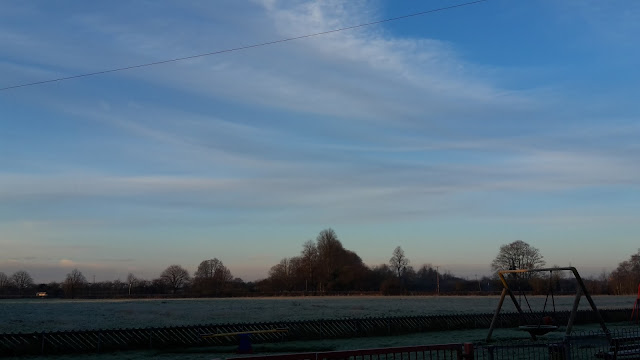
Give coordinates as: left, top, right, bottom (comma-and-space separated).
228, 329, 640, 360
228, 343, 472, 360
475, 328, 640, 360
0, 311, 634, 356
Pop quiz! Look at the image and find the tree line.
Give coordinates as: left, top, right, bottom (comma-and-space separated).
0, 257, 243, 299
0, 229, 637, 298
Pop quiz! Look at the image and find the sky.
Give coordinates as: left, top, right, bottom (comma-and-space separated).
2, 0, 640, 283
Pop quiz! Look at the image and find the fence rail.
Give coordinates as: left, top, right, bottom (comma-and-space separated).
228, 343, 471, 360
473, 328, 640, 359
0, 308, 632, 356
230, 329, 640, 360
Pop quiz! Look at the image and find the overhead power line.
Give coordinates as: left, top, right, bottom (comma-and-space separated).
1, 0, 488, 91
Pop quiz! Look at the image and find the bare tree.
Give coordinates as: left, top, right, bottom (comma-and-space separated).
160, 265, 190, 293
194, 258, 232, 295
312, 228, 370, 292
269, 257, 294, 292
268, 257, 304, 292
11, 270, 34, 294
63, 268, 87, 298
491, 240, 545, 276
126, 273, 137, 285
127, 273, 138, 295
195, 258, 232, 282
316, 228, 342, 291
0, 272, 9, 288
609, 249, 640, 294
389, 246, 409, 278
301, 240, 318, 291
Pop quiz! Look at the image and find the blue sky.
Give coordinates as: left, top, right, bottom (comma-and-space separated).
2, 0, 640, 283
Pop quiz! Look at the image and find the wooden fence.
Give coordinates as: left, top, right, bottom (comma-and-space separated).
0, 309, 632, 356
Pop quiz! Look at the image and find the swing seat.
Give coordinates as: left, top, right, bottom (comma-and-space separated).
518, 324, 558, 336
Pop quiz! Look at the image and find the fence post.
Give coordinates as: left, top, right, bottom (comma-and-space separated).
564, 339, 572, 360
97, 331, 101, 353
463, 343, 474, 359
149, 330, 153, 349
40, 332, 46, 355
548, 343, 567, 360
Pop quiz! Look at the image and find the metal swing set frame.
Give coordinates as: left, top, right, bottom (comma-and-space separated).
486, 266, 610, 342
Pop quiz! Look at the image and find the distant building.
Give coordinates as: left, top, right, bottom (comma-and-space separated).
36, 292, 48, 297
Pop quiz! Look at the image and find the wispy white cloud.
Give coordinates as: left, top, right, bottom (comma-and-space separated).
1, 144, 637, 223
7, 0, 529, 127
59, 259, 76, 267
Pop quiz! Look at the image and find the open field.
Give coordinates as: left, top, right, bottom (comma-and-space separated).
1, 296, 638, 359
1, 295, 635, 333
